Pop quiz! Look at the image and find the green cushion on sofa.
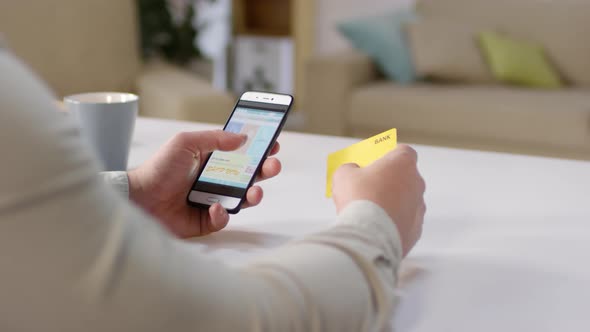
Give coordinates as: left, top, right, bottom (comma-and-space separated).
478, 31, 563, 89
338, 9, 417, 84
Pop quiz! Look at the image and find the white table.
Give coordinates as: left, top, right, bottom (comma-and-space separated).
129, 117, 590, 332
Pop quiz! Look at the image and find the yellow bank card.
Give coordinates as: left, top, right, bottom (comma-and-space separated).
326, 128, 397, 197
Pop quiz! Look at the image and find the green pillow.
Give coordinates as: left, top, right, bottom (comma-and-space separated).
478, 31, 563, 89
338, 9, 417, 84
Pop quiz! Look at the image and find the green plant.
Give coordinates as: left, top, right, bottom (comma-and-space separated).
138, 0, 204, 65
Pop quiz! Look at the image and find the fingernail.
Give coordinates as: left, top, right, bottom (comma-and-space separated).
217, 204, 227, 217
239, 134, 248, 147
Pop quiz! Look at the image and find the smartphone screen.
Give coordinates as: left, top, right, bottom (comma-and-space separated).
187, 92, 292, 213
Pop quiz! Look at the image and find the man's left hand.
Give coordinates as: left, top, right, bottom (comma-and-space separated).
128, 130, 281, 238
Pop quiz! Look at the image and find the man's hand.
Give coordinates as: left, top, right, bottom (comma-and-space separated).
331, 145, 426, 257
128, 130, 281, 238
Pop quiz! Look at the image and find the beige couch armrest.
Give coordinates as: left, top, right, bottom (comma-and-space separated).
136, 61, 234, 124
304, 51, 379, 136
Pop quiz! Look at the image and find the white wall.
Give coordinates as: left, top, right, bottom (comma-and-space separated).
195, 0, 232, 89
314, 0, 414, 55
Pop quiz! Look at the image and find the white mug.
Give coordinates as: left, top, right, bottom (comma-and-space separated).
64, 92, 138, 171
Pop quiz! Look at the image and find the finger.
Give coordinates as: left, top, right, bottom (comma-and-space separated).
175, 130, 247, 154
241, 186, 263, 209
332, 163, 360, 195
206, 203, 230, 233
255, 158, 282, 183
414, 201, 427, 240
333, 163, 360, 181
395, 144, 418, 162
269, 142, 281, 156
418, 174, 426, 194
372, 144, 418, 170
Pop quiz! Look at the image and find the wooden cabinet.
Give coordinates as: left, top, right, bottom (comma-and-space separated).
233, 0, 291, 36
232, 0, 314, 106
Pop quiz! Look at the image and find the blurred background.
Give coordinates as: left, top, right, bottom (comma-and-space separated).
1, 0, 589, 160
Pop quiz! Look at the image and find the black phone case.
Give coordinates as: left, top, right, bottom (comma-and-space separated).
186, 92, 294, 214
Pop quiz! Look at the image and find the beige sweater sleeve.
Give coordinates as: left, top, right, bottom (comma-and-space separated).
99, 171, 130, 198
0, 51, 402, 332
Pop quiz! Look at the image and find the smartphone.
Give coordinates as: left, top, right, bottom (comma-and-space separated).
186, 91, 293, 214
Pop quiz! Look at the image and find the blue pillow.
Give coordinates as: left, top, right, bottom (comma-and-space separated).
338, 9, 417, 83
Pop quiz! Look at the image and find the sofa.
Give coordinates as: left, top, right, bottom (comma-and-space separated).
304, 0, 590, 159
0, 0, 233, 124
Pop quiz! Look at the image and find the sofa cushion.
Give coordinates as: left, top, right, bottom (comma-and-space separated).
478, 31, 563, 89
348, 82, 590, 150
406, 19, 494, 84
338, 9, 417, 84
137, 61, 234, 124
416, 0, 590, 86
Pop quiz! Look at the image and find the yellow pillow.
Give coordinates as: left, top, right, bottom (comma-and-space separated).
478, 31, 563, 89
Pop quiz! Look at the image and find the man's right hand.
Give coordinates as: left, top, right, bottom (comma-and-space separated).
331, 145, 426, 257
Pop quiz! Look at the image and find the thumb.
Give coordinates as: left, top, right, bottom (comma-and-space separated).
339, 162, 361, 171
370, 144, 418, 170
177, 130, 248, 153
333, 162, 360, 181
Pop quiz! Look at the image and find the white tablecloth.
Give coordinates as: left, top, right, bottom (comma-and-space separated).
129, 117, 590, 332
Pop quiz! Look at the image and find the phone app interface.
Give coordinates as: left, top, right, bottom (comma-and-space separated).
198, 107, 285, 188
